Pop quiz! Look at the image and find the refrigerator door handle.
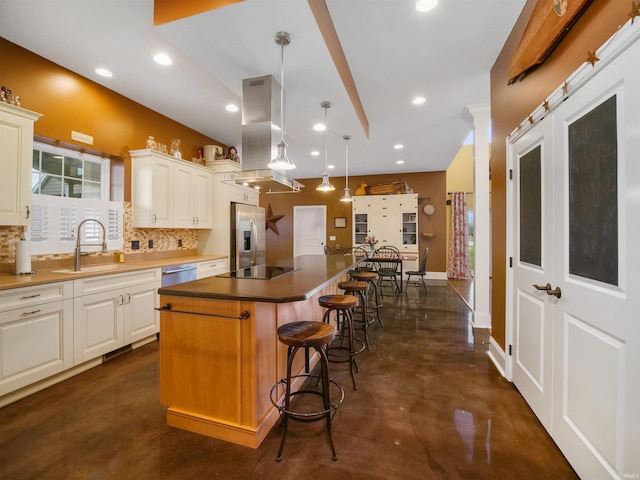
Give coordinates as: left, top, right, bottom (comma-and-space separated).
250, 218, 257, 266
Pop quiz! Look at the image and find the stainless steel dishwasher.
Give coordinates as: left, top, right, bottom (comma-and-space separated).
161, 262, 197, 287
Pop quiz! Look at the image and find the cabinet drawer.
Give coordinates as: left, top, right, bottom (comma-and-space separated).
74, 268, 161, 296
0, 282, 72, 312
197, 259, 229, 279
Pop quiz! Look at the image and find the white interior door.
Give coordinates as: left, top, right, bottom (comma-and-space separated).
510, 116, 555, 432
293, 205, 326, 257
550, 42, 639, 479
509, 33, 640, 479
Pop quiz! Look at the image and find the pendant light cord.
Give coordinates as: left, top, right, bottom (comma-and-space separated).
279, 39, 285, 144
324, 105, 329, 174
344, 135, 349, 185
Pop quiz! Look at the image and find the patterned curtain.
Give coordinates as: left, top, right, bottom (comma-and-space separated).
447, 192, 472, 279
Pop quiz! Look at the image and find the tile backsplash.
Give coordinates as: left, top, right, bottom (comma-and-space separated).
0, 202, 198, 273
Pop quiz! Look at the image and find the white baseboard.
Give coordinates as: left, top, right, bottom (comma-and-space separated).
427, 271, 448, 281
488, 336, 508, 379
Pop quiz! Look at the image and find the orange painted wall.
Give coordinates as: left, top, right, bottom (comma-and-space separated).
0, 38, 225, 202
262, 172, 447, 272
489, 0, 630, 349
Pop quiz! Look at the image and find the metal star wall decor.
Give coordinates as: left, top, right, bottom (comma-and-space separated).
586, 50, 600, 67
266, 204, 285, 235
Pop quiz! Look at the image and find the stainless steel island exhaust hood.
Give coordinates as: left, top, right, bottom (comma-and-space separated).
222, 75, 304, 194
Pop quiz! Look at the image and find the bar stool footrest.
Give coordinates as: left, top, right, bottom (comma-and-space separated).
270, 375, 345, 422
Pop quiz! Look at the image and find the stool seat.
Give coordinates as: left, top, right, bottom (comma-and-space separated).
350, 271, 378, 281
338, 280, 368, 292
318, 294, 359, 309
278, 321, 335, 348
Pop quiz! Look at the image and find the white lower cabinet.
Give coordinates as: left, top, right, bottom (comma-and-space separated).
73, 269, 160, 364
196, 258, 229, 279
0, 282, 73, 396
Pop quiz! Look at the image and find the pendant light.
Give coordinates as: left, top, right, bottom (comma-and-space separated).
316, 101, 335, 191
340, 135, 353, 202
268, 31, 295, 171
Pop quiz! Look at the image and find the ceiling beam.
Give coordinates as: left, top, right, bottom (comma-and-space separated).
154, 0, 244, 26
308, 0, 369, 139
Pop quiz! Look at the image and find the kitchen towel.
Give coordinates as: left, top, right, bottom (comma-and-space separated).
16, 239, 32, 274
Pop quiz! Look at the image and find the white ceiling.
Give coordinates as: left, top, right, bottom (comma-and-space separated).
0, 0, 525, 181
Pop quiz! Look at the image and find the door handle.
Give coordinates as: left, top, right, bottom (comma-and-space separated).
532, 283, 562, 299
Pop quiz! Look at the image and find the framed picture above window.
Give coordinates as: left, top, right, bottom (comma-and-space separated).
334, 217, 346, 228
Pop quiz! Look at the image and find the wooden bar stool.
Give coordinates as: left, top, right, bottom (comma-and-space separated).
338, 280, 372, 351
270, 321, 344, 461
350, 271, 383, 328
318, 294, 363, 389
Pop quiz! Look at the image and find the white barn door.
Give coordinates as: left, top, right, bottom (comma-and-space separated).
509, 27, 640, 479
549, 40, 639, 479
509, 116, 555, 433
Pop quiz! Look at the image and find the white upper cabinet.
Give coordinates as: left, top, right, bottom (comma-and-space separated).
352, 194, 418, 252
130, 149, 214, 229
0, 103, 42, 226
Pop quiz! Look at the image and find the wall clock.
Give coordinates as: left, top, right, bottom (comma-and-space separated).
423, 204, 435, 216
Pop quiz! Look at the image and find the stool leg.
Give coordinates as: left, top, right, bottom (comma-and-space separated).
322, 306, 359, 390
368, 280, 383, 327
276, 345, 298, 462
317, 345, 338, 461
357, 291, 371, 351
345, 308, 358, 389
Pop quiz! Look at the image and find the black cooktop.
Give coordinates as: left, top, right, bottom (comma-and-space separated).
216, 265, 295, 280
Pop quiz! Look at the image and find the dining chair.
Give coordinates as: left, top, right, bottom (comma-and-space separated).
324, 245, 332, 255
375, 245, 400, 256
405, 248, 428, 294
343, 246, 373, 272
372, 246, 401, 295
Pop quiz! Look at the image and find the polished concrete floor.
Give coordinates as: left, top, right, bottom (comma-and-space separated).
0, 283, 578, 479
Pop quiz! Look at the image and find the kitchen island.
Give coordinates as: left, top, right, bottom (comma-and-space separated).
157, 254, 359, 448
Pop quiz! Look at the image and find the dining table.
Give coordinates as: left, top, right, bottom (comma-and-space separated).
345, 251, 417, 294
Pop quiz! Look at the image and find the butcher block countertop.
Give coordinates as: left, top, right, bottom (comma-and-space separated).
0, 254, 227, 291
158, 254, 360, 303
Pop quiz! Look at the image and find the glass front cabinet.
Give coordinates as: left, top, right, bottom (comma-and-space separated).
352, 194, 418, 253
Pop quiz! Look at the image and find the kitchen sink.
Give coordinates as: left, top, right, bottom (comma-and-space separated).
53, 264, 123, 274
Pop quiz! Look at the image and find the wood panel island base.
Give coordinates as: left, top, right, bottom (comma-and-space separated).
157, 255, 359, 448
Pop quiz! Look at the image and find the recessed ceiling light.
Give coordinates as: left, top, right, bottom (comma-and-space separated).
412, 96, 426, 105
311, 150, 320, 156
225, 104, 239, 112
153, 53, 172, 66
396, 160, 405, 165
415, 0, 438, 12
328, 164, 335, 170
95, 68, 113, 78
394, 144, 404, 150
313, 123, 326, 132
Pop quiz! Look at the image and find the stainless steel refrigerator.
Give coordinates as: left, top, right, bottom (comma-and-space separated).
230, 203, 266, 270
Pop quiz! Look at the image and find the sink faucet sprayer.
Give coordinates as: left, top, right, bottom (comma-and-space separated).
74, 219, 107, 271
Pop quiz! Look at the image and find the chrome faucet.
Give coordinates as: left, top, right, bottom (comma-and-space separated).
74, 219, 107, 271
